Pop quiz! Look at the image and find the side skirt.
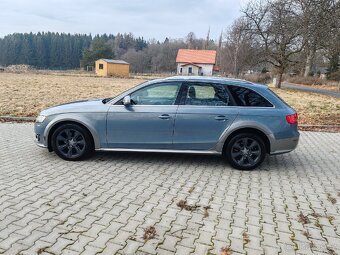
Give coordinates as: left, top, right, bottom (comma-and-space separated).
96, 148, 221, 155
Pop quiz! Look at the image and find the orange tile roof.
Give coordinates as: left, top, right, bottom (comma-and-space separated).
176, 49, 217, 64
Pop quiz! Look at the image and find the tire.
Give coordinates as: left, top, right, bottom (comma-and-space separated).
224, 133, 266, 170
51, 123, 94, 161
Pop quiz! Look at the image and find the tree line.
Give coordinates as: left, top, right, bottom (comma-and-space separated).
76, 32, 215, 73
0, 32, 92, 69
0, 0, 339, 87
0, 31, 211, 73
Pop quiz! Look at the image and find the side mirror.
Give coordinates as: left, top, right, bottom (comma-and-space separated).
123, 95, 131, 106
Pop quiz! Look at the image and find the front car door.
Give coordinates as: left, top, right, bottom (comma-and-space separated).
173, 82, 239, 150
106, 82, 182, 149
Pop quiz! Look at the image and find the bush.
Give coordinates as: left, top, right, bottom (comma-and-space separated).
328, 70, 340, 81
241, 73, 271, 84
285, 76, 323, 85
284, 75, 339, 86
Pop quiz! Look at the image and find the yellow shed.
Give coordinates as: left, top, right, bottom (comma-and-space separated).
95, 59, 129, 77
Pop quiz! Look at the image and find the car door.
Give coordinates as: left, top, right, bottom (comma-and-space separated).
173, 82, 239, 150
106, 82, 182, 149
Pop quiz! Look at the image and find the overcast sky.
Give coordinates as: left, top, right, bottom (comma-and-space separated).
0, 0, 250, 40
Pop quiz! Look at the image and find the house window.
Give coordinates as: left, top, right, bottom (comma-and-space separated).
188, 67, 193, 74
180, 68, 182, 73
99, 64, 104, 69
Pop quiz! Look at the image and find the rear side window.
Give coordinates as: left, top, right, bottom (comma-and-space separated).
185, 83, 231, 106
228, 85, 273, 107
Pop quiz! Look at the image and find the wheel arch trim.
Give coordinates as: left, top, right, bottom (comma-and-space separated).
216, 122, 274, 154
44, 117, 100, 151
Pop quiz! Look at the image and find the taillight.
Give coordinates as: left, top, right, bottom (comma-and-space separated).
286, 113, 298, 124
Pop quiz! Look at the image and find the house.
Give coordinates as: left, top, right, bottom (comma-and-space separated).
95, 59, 129, 77
176, 49, 217, 76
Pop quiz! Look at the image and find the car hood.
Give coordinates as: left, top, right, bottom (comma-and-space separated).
40, 99, 107, 116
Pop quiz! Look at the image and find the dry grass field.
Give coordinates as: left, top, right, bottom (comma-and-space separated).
0, 72, 145, 117
0, 72, 339, 126
272, 88, 340, 126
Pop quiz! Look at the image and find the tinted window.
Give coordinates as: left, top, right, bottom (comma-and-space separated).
185, 83, 230, 106
130, 82, 180, 105
228, 85, 273, 107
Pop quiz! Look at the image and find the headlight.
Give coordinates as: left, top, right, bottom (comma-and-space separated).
36, 115, 46, 123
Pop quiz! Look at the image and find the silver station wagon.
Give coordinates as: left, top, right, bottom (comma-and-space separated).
35, 76, 299, 170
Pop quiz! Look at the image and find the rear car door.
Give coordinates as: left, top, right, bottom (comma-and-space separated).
173, 82, 239, 150
106, 82, 181, 149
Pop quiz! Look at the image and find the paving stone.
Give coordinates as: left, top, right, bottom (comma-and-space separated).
159, 234, 180, 252
45, 237, 74, 255
191, 243, 211, 255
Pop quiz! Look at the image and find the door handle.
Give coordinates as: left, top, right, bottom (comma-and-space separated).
159, 114, 171, 120
215, 115, 228, 121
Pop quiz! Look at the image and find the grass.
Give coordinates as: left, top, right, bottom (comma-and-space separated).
0, 72, 339, 127
271, 88, 340, 125
0, 72, 143, 117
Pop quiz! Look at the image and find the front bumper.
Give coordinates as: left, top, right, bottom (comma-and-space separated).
35, 134, 47, 148
34, 122, 48, 148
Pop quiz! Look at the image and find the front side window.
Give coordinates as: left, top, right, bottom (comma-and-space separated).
130, 82, 181, 105
228, 85, 273, 107
185, 83, 230, 106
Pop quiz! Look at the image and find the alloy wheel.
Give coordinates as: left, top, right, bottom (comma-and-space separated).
56, 128, 86, 159
230, 137, 261, 168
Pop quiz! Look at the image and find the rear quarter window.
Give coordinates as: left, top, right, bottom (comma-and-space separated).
228, 85, 273, 107
267, 89, 291, 107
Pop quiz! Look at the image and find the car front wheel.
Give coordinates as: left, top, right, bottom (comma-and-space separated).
51, 123, 93, 161
225, 133, 266, 170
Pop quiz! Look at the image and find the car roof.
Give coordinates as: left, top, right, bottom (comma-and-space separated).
151, 76, 268, 90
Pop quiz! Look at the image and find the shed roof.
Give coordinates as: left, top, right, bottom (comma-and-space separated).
176, 49, 216, 64
99, 59, 129, 65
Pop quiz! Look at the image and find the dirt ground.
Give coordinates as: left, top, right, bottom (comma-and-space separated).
0, 72, 339, 127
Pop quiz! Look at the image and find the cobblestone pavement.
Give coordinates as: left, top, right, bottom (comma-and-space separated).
0, 123, 339, 255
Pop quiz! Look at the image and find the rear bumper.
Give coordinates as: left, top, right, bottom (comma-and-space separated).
269, 132, 300, 155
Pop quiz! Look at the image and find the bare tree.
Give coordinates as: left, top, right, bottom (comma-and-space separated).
226, 18, 249, 76
221, 17, 260, 76
243, 0, 305, 87
297, 0, 339, 76
321, 0, 340, 77
216, 31, 224, 70
204, 27, 210, 49
146, 38, 187, 73
121, 49, 150, 73
186, 32, 196, 49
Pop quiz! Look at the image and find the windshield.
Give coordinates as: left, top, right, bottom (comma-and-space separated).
102, 81, 151, 104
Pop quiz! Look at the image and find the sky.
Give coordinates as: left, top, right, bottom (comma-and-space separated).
0, 0, 250, 41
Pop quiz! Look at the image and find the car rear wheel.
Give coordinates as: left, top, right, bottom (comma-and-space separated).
225, 133, 266, 170
51, 123, 93, 161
